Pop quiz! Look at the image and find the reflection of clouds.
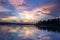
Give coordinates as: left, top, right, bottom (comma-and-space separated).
38, 34, 51, 40
0, 25, 60, 40
8, 26, 21, 33
22, 26, 38, 38
0, 25, 9, 31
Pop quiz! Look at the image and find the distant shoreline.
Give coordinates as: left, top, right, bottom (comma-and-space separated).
0, 22, 35, 25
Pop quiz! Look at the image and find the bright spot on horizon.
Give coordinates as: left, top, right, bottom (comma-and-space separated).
18, 11, 40, 23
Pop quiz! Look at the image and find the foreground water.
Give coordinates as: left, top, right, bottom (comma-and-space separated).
0, 25, 60, 40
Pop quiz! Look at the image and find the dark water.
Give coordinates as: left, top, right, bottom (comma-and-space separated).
0, 25, 60, 40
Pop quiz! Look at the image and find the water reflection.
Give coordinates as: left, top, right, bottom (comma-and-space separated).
0, 25, 60, 40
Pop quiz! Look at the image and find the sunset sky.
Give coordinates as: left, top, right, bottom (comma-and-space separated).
0, 0, 60, 23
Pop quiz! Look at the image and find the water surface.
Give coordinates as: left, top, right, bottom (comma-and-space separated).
0, 25, 60, 40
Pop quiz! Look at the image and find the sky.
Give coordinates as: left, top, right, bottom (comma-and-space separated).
0, 0, 60, 23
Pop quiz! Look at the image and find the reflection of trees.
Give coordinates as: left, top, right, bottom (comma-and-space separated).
37, 26, 60, 32
36, 18, 60, 32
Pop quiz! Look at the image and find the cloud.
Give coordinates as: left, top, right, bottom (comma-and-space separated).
18, 4, 55, 21
0, 0, 60, 23
49, 4, 60, 17
8, 0, 30, 11
0, 4, 57, 23
0, 6, 11, 12
0, 16, 21, 22
32, 4, 56, 14
0, 12, 15, 18
8, 0, 24, 6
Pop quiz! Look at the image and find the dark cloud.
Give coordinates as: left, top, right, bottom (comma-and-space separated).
49, 4, 60, 17
0, 12, 15, 18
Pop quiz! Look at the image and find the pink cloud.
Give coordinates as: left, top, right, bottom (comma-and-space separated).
8, 0, 29, 11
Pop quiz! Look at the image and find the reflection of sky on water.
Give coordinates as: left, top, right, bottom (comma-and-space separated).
0, 25, 60, 40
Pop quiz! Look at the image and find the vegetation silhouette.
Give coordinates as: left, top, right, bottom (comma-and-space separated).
0, 22, 34, 25
36, 18, 60, 32
36, 18, 60, 26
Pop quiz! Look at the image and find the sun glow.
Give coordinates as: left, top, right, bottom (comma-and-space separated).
18, 11, 40, 23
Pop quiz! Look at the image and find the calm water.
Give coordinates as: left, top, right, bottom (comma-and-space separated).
0, 25, 60, 40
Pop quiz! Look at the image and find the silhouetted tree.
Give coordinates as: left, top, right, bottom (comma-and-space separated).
36, 18, 60, 27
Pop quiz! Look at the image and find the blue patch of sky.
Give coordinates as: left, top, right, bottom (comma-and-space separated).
25, 0, 58, 7
1, 0, 18, 16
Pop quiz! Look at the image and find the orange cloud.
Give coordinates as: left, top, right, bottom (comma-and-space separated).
1, 18, 9, 21
8, 16, 18, 20
0, 16, 21, 22
7, 16, 22, 22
